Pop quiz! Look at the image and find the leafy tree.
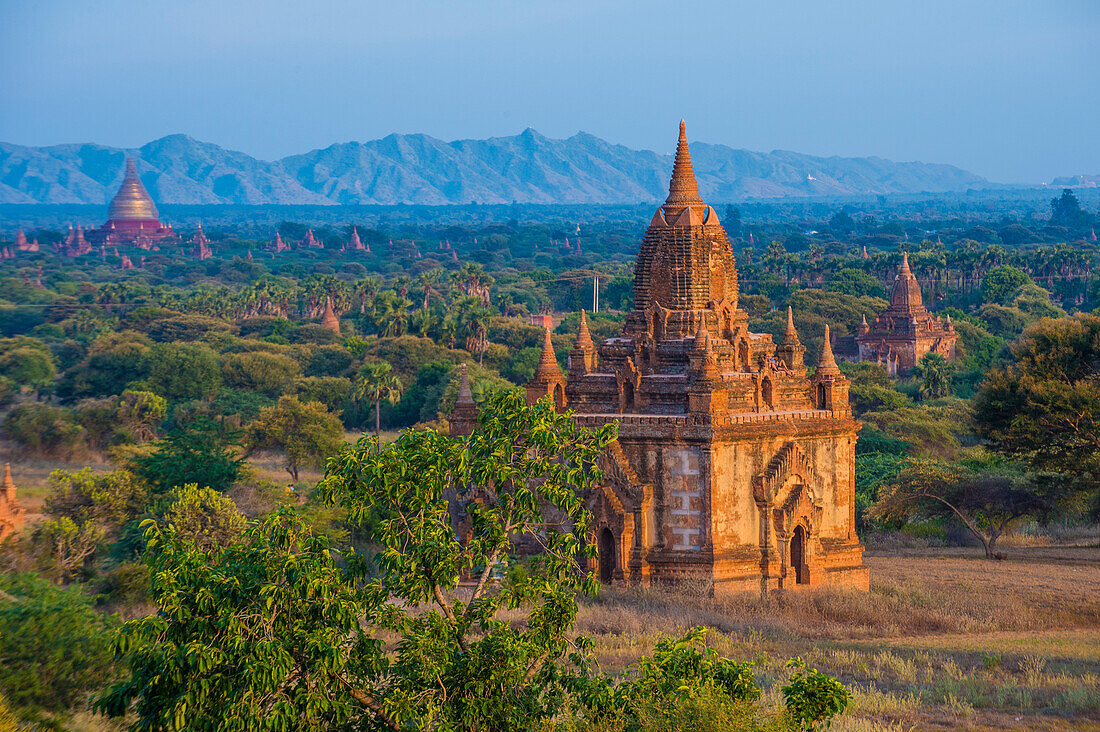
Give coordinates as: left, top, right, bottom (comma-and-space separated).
0, 343, 56, 395
781, 658, 852, 731
974, 313, 1100, 492
132, 417, 244, 494
825, 268, 883, 298
161, 485, 248, 552
912, 352, 955, 400
221, 351, 301, 397
118, 389, 168, 442
1049, 188, 1091, 229
293, 375, 353, 414
43, 468, 150, 539
353, 361, 405, 438
980, 265, 1031, 305
0, 574, 118, 713
98, 392, 617, 730
143, 342, 221, 402
247, 395, 344, 481
65, 331, 152, 398
28, 517, 105, 584
869, 458, 1049, 558
1, 403, 86, 458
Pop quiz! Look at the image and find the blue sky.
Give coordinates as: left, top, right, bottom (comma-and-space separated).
1, 0, 1097, 183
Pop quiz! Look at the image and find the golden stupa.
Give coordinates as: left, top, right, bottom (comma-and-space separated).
107, 158, 160, 221
85, 158, 176, 249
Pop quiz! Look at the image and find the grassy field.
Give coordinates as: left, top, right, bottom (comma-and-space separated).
574, 546, 1100, 731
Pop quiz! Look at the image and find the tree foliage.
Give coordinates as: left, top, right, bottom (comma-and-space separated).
247, 395, 345, 481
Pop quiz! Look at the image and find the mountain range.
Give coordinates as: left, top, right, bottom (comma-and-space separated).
0, 129, 994, 206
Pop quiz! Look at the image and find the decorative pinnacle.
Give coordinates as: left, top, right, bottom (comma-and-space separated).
533, 326, 563, 379
456, 364, 474, 406
2, 463, 14, 493
899, 251, 912, 277
575, 310, 593, 349
817, 324, 840, 374
781, 306, 801, 346
664, 119, 703, 212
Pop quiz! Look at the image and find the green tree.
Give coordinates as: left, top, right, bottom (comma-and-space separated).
825, 268, 883, 298
912, 352, 955, 400
1049, 188, 1091, 229
132, 417, 244, 494
161, 485, 248, 552
974, 313, 1100, 492
0, 343, 56, 395
221, 351, 301, 397
0, 574, 118, 714
869, 458, 1049, 558
247, 395, 344, 481
352, 361, 405, 439
118, 389, 168, 442
97, 391, 617, 730
979, 265, 1030, 305
143, 342, 221, 402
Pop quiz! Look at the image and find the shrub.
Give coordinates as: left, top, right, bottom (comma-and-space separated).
2, 403, 86, 458
781, 659, 851, 730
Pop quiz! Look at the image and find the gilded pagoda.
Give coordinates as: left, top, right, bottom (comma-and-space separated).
86, 158, 177, 248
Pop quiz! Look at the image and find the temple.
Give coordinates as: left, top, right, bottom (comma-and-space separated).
86, 158, 177, 248
0, 463, 25, 543
856, 252, 956, 374
451, 122, 867, 593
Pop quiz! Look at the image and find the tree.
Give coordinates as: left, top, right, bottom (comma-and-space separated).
825, 268, 883, 298
979, 265, 1031, 305
162, 485, 248, 552
247, 395, 344, 481
0, 573, 118, 713
869, 458, 1049, 558
132, 417, 245, 494
975, 313, 1100, 492
1049, 188, 1090, 229
352, 361, 404, 439
29, 518, 104, 584
912, 352, 955, 400
0, 344, 56, 395
97, 391, 615, 730
221, 351, 301, 397
143, 342, 221, 402
118, 389, 168, 442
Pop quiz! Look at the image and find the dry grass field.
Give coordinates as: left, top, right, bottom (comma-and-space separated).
575, 546, 1100, 731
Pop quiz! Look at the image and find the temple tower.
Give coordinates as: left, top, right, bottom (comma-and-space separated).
537, 122, 868, 593
856, 252, 957, 373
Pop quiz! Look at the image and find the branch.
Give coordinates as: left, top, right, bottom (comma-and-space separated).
344, 683, 401, 731
522, 647, 554, 684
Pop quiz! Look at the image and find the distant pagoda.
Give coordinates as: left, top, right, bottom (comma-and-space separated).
86, 158, 177, 248
856, 252, 956, 374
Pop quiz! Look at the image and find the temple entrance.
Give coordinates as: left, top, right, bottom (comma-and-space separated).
790, 525, 807, 584
621, 381, 634, 412
598, 527, 615, 582
762, 377, 774, 409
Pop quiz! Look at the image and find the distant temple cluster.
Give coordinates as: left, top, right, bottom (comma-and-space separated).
452, 122, 869, 593
85, 158, 178, 249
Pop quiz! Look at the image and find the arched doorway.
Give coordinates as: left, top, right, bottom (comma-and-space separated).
816, 383, 827, 409
790, 525, 807, 585
762, 377, 774, 410
738, 340, 749, 371
598, 527, 615, 583
553, 383, 565, 410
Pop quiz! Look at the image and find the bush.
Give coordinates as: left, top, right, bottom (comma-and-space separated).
143, 342, 221, 402
221, 351, 301, 397
2, 403, 86, 458
781, 659, 851, 730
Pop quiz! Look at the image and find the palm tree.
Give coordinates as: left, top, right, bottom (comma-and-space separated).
913, 353, 954, 400
353, 362, 405, 442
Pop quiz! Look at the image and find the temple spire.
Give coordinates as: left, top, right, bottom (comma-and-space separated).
456, 363, 474, 406
663, 119, 704, 214
1, 463, 14, 496
576, 310, 593, 349
781, 306, 801, 346
320, 297, 341, 334
899, 251, 912, 277
533, 326, 563, 380
817, 324, 840, 374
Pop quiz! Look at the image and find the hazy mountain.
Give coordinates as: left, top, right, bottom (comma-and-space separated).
0, 130, 992, 206
1049, 174, 1100, 188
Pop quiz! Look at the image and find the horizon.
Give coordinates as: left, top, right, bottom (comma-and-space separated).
2, 1, 1098, 184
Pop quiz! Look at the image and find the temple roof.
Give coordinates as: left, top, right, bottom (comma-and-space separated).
662, 120, 706, 217
108, 158, 160, 222
888, 252, 926, 314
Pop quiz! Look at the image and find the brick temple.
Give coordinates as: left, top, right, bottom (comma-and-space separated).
856, 252, 956, 374
519, 122, 868, 593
